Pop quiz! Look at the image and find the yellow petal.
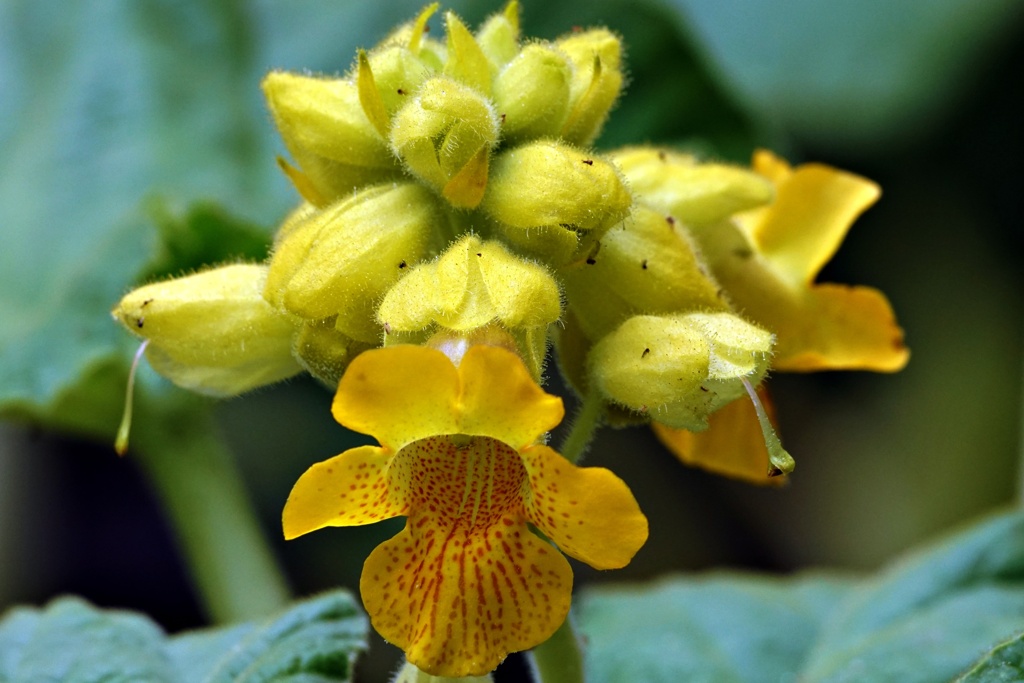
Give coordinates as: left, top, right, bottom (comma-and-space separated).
282, 446, 402, 539
750, 148, 793, 185
745, 161, 880, 287
457, 346, 564, 449
521, 445, 648, 570
361, 519, 571, 677
652, 387, 786, 485
772, 283, 910, 372
332, 346, 460, 448
361, 435, 571, 677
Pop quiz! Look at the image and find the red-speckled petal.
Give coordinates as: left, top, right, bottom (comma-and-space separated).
521, 444, 648, 570
282, 445, 402, 539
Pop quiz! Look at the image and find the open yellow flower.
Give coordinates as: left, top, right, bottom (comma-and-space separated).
283, 344, 648, 677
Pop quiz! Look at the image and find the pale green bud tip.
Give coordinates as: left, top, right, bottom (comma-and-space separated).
590, 312, 773, 430
392, 659, 494, 683
112, 264, 302, 396
378, 234, 561, 333
611, 147, 775, 224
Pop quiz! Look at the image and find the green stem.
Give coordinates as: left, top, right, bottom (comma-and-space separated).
132, 398, 290, 623
530, 617, 585, 683
559, 392, 604, 465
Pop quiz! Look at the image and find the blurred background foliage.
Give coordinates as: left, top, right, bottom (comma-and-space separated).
0, 0, 1021, 677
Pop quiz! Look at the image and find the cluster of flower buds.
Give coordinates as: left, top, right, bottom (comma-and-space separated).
112, 2, 906, 482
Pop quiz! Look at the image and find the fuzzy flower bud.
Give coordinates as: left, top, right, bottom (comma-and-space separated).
112, 264, 302, 396
493, 44, 572, 144
262, 72, 399, 203
264, 182, 445, 342
292, 318, 374, 389
590, 312, 773, 431
610, 147, 774, 224
556, 28, 624, 146
562, 205, 727, 340
482, 140, 631, 263
389, 76, 501, 208
377, 234, 561, 333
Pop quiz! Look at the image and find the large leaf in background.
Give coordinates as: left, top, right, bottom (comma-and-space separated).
957, 632, 1024, 682
580, 573, 856, 682
0, 1, 284, 439
0, 591, 366, 682
662, 0, 1024, 150
579, 509, 1024, 683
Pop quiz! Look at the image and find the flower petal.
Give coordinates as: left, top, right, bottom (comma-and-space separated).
521, 445, 648, 570
745, 160, 880, 287
282, 446, 402, 539
652, 387, 786, 485
360, 517, 572, 677
457, 346, 564, 449
333, 346, 461, 449
773, 283, 910, 372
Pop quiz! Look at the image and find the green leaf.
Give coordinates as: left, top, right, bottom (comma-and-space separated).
957, 631, 1024, 682
579, 509, 1024, 683
579, 573, 856, 683
0, 0, 284, 440
0, 591, 367, 683
800, 509, 1024, 682
662, 0, 1024, 149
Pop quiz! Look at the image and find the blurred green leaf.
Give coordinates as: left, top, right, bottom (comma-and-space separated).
580, 573, 855, 683
580, 509, 1024, 682
662, 0, 1024, 150
956, 631, 1024, 682
0, 0, 286, 439
0, 591, 366, 683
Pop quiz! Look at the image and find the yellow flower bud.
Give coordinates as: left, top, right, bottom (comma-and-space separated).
562, 205, 727, 340
443, 11, 493, 95
556, 28, 624, 146
610, 147, 774, 224
264, 183, 445, 343
377, 234, 561, 333
292, 318, 374, 389
475, 1, 520, 69
590, 312, 773, 431
363, 45, 433, 117
482, 140, 631, 245
389, 76, 501, 208
262, 72, 399, 203
112, 264, 302, 396
493, 44, 572, 144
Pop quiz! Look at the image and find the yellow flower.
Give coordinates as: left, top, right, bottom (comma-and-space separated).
637, 150, 910, 484
688, 149, 909, 372
282, 344, 648, 677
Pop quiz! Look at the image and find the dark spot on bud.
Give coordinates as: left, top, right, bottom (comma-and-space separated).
665, 215, 676, 226
641, 348, 650, 358
384, 322, 392, 334
136, 317, 145, 329
732, 247, 754, 259
700, 385, 709, 392
585, 257, 596, 265
641, 259, 648, 269
657, 150, 667, 161
500, 113, 507, 124
476, 252, 483, 257
141, 299, 153, 308
399, 260, 408, 269
581, 159, 593, 165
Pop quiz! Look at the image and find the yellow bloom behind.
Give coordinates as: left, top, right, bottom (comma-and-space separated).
283, 344, 648, 677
